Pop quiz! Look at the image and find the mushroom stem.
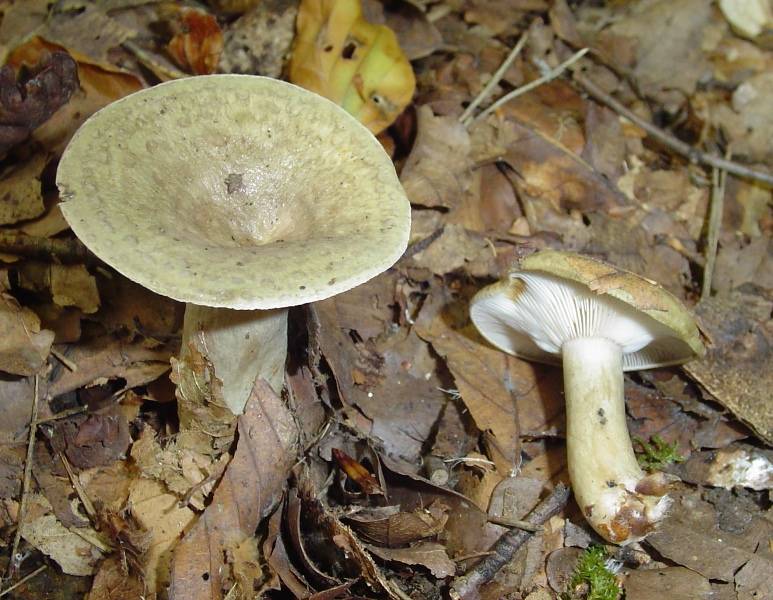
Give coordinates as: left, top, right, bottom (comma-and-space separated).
180, 305, 288, 415
563, 337, 670, 544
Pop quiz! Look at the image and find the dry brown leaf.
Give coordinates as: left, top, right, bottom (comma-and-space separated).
686, 291, 772, 444
312, 296, 448, 470
624, 566, 711, 600
6, 36, 143, 155
79, 462, 133, 514
47, 336, 172, 399
346, 503, 448, 547
362, 0, 442, 61
128, 478, 196, 595
0, 154, 47, 225
415, 285, 563, 474
21, 494, 105, 576
169, 378, 299, 599
0, 293, 54, 376
51, 412, 130, 469
592, 0, 713, 107
0, 376, 35, 445
164, 5, 224, 75
410, 224, 497, 277
38, 4, 136, 68
51, 264, 100, 313
367, 541, 455, 579
400, 105, 473, 209
647, 490, 772, 583
218, 0, 298, 78
87, 556, 146, 600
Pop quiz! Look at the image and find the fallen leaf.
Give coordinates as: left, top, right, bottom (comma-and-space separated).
51, 412, 130, 469
0, 376, 35, 444
6, 36, 143, 155
289, 0, 416, 133
679, 445, 773, 491
50, 264, 100, 313
624, 566, 712, 600
0, 154, 47, 225
20, 494, 105, 576
410, 224, 497, 277
0, 293, 54, 376
0, 50, 78, 156
218, 0, 298, 78
367, 541, 456, 579
363, 0, 442, 61
164, 5, 224, 75
87, 556, 146, 600
400, 105, 473, 209
47, 336, 172, 399
128, 478, 196, 595
169, 378, 299, 599
685, 291, 773, 444
346, 503, 448, 547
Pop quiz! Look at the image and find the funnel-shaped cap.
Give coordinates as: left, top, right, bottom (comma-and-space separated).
57, 75, 410, 309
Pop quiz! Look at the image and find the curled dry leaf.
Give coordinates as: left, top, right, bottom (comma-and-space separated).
367, 541, 456, 579
346, 502, 448, 547
289, 0, 416, 133
0, 153, 47, 226
47, 336, 171, 398
51, 412, 130, 469
0, 293, 54, 376
0, 50, 78, 156
169, 378, 299, 600
164, 5, 224, 75
332, 448, 385, 495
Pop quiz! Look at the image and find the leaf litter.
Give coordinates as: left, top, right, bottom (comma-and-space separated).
0, 0, 770, 599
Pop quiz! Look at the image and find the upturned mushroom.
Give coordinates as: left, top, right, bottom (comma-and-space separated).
56, 75, 410, 417
470, 250, 704, 544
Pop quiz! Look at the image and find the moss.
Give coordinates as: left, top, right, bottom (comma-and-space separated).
562, 546, 621, 600
634, 434, 685, 471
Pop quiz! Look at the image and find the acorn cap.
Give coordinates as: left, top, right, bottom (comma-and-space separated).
470, 250, 704, 371
56, 75, 410, 309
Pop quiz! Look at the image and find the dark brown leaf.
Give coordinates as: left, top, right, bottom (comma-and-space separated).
0, 50, 78, 155
169, 378, 299, 600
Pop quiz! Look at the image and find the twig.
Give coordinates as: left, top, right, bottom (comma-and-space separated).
6, 377, 40, 581
0, 232, 92, 264
449, 483, 570, 599
572, 73, 773, 186
460, 34, 529, 126
59, 452, 97, 521
49, 347, 77, 372
33, 405, 87, 425
702, 161, 728, 299
470, 49, 589, 126
487, 515, 543, 532
0, 565, 47, 598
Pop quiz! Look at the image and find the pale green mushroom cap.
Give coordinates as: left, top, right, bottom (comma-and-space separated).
56, 75, 410, 309
471, 250, 704, 371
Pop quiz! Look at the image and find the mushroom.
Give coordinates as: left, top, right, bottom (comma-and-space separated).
56, 75, 410, 416
469, 250, 704, 544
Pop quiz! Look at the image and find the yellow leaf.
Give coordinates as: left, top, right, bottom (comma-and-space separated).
289, 0, 415, 133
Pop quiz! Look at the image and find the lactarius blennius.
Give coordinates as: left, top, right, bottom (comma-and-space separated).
470, 250, 704, 544
56, 75, 410, 418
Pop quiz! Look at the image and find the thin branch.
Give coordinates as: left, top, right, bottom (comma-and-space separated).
460, 34, 529, 126
573, 72, 773, 186
0, 232, 92, 264
449, 483, 571, 599
0, 565, 46, 598
702, 161, 728, 299
6, 376, 40, 581
470, 48, 590, 126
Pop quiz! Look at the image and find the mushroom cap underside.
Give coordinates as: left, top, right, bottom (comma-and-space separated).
470, 251, 704, 371
56, 75, 411, 309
